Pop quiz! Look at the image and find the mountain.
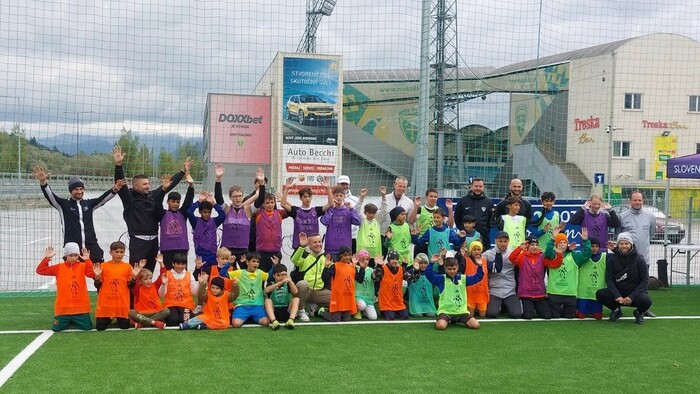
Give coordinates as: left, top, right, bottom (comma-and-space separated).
36, 133, 202, 155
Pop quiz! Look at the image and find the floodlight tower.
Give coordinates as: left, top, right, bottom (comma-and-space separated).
298, 0, 337, 53
414, 0, 462, 193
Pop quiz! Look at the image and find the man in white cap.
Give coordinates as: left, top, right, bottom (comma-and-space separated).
595, 232, 652, 325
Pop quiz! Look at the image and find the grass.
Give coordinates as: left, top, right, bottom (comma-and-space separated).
1, 288, 699, 392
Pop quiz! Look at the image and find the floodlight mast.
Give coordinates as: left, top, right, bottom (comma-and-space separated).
297, 0, 337, 53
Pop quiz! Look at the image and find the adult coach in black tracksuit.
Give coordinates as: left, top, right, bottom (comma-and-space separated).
454, 177, 494, 246
34, 165, 123, 263
113, 146, 191, 272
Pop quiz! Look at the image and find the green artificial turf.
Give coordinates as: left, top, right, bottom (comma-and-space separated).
0, 334, 38, 370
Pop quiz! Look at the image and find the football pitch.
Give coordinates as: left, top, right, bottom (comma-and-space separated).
1, 289, 699, 393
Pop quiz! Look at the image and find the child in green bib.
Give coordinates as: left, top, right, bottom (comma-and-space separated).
491, 197, 527, 249
406, 253, 437, 316
263, 262, 300, 330
354, 249, 378, 320
424, 255, 484, 330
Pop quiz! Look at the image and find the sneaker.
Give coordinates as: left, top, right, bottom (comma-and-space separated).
285, 319, 295, 330
153, 321, 166, 330
298, 310, 310, 322
308, 303, 319, 315
134, 322, 143, 329
197, 323, 207, 330
643, 309, 657, 318
316, 307, 327, 317
271, 320, 280, 331
179, 322, 187, 330
634, 310, 645, 325
353, 311, 362, 320
608, 308, 623, 322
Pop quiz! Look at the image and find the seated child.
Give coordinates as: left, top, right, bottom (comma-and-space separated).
545, 228, 591, 319
406, 253, 437, 317
36, 243, 95, 331
95, 241, 138, 331
130, 254, 169, 329
508, 235, 565, 319
372, 251, 419, 320
463, 240, 489, 318
319, 246, 365, 322
354, 250, 377, 320
482, 231, 521, 318
424, 255, 485, 330
180, 274, 239, 330
229, 252, 271, 328
160, 252, 198, 326
576, 237, 606, 320
264, 260, 300, 330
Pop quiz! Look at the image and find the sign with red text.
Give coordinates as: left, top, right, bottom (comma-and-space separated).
209, 94, 271, 164
283, 144, 337, 194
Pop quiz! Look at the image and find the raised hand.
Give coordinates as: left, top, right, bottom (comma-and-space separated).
351, 256, 359, 265
580, 227, 589, 240
93, 263, 102, 278
113, 179, 127, 193
185, 171, 194, 185
322, 176, 330, 187
198, 191, 208, 203
161, 273, 168, 286
206, 192, 216, 204
33, 166, 50, 184
378, 185, 387, 196
298, 232, 308, 248
544, 223, 552, 232
255, 168, 266, 185
113, 146, 125, 165
156, 252, 164, 266
358, 257, 368, 269
520, 241, 530, 249
215, 163, 225, 180
183, 157, 193, 173
430, 253, 441, 263
568, 243, 577, 251
271, 255, 280, 266
445, 199, 453, 209
324, 254, 333, 268
195, 256, 203, 269
199, 272, 209, 284
414, 196, 422, 206
160, 174, 172, 191
284, 177, 295, 189
80, 247, 91, 261
133, 259, 147, 277
410, 226, 419, 236
374, 255, 385, 265
385, 228, 393, 239
360, 188, 368, 198
45, 245, 56, 259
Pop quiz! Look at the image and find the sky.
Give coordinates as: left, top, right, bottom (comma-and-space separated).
1, 0, 699, 144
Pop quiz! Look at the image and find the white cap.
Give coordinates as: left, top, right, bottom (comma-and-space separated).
337, 175, 350, 184
63, 242, 80, 257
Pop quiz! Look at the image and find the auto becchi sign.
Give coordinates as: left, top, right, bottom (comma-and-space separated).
209, 94, 271, 164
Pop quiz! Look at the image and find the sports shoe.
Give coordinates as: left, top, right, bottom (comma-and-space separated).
308, 303, 319, 315
134, 322, 143, 329
608, 308, 623, 322
633, 310, 645, 325
353, 311, 362, 320
179, 322, 188, 330
271, 320, 280, 331
643, 309, 656, 318
298, 310, 310, 322
153, 321, 166, 329
316, 307, 327, 317
285, 319, 295, 329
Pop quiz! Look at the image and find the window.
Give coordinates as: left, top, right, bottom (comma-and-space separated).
624, 93, 642, 110
690, 96, 700, 112
613, 141, 631, 157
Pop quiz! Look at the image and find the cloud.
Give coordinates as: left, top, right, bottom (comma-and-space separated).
1, 0, 699, 140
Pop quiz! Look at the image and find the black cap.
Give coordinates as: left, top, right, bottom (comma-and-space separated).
338, 245, 353, 256
526, 235, 539, 243
495, 231, 509, 239
210, 277, 225, 290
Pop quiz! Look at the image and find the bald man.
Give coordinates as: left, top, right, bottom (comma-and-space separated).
495, 178, 532, 220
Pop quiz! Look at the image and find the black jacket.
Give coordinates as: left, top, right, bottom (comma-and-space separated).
605, 245, 649, 300
454, 192, 494, 243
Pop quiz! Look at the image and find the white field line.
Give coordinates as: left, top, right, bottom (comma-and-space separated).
0, 315, 699, 334
0, 330, 53, 388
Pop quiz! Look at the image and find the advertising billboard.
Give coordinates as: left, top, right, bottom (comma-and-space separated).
209, 94, 271, 164
282, 55, 342, 192
282, 57, 340, 145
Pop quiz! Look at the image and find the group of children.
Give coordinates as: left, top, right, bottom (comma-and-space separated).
37, 167, 618, 332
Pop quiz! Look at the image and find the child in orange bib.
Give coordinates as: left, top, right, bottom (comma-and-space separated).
462, 240, 489, 317
319, 246, 366, 322
95, 241, 138, 331
36, 243, 95, 331
179, 274, 239, 330
129, 252, 170, 329
160, 252, 198, 326
373, 251, 419, 320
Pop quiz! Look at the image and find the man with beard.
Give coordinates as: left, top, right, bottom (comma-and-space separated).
455, 178, 494, 246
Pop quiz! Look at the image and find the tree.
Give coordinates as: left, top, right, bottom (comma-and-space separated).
157, 147, 178, 175
176, 140, 203, 180
114, 128, 145, 178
